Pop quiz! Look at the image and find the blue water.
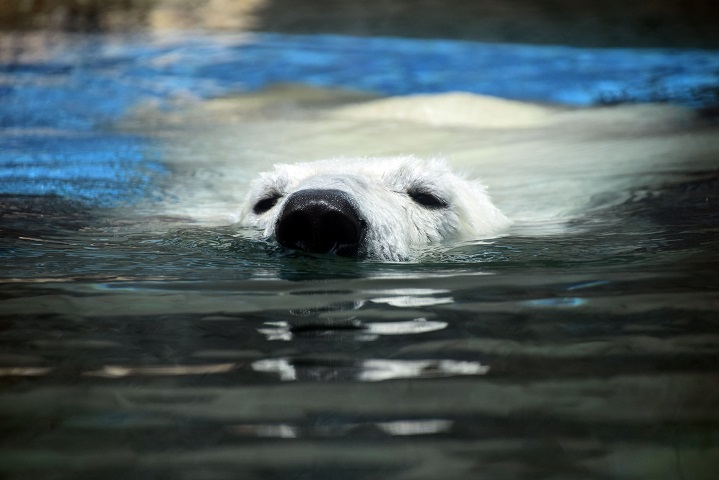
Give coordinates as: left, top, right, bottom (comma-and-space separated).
2, 32, 719, 205
1, 31, 718, 480
5, 33, 719, 129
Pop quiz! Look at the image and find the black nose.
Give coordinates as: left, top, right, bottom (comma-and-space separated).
275, 189, 365, 256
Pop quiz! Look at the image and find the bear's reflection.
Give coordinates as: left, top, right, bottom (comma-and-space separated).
252, 357, 488, 382
251, 288, 483, 382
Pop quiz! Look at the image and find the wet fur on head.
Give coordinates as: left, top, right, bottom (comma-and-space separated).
240, 156, 510, 261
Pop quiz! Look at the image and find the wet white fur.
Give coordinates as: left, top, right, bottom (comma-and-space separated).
240, 156, 510, 261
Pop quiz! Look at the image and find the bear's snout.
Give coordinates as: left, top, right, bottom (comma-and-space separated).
275, 189, 366, 257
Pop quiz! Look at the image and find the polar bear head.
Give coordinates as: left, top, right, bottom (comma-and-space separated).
240, 156, 510, 261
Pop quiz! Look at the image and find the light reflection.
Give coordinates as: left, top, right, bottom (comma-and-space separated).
362, 288, 450, 296
257, 318, 447, 341
376, 419, 453, 436
566, 280, 611, 291
370, 295, 454, 307
84, 363, 237, 377
226, 419, 451, 438
358, 359, 489, 382
0, 367, 53, 376
251, 358, 489, 382
365, 319, 447, 335
17, 236, 69, 244
228, 424, 298, 439
257, 321, 294, 341
252, 358, 296, 381
366, 288, 454, 307
524, 297, 586, 307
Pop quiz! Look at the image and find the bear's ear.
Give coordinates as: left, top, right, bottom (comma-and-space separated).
407, 186, 448, 209
252, 192, 283, 215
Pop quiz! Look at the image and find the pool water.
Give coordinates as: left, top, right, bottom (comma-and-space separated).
1, 32, 719, 480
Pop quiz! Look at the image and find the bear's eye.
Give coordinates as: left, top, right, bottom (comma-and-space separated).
253, 193, 282, 215
407, 188, 448, 209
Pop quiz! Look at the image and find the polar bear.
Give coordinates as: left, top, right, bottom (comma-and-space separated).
239, 156, 510, 261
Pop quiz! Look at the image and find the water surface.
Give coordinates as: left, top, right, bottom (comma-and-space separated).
1, 32, 718, 480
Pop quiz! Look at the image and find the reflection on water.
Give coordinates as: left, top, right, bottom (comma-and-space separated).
1, 32, 719, 480
2, 222, 718, 479
251, 357, 488, 382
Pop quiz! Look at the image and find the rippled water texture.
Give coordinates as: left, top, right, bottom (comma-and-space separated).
1, 32, 719, 480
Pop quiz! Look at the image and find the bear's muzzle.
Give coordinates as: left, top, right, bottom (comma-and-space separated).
275, 189, 366, 257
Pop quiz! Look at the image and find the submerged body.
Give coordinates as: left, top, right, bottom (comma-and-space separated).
128, 88, 719, 263
230, 92, 716, 260
4, 33, 719, 480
